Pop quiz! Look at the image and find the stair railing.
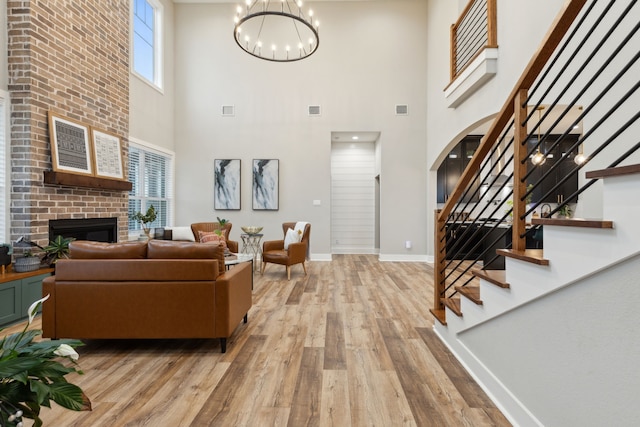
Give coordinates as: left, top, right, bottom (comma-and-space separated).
434, 0, 640, 321
450, 0, 497, 82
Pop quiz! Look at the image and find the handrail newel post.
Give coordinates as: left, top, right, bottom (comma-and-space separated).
513, 89, 529, 252
434, 209, 446, 312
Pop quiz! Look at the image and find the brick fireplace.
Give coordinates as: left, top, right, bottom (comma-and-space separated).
7, 1, 131, 246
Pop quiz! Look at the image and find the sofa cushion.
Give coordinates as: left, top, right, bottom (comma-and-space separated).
147, 240, 226, 275
167, 226, 195, 241
198, 231, 227, 250
70, 240, 148, 259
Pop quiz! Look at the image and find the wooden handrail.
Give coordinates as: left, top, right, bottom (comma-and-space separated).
435, 0, 587, 310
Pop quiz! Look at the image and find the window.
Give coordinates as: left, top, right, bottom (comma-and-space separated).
0, 90, 7, 243
128, 139, 174, 236
132, 0, 163, 89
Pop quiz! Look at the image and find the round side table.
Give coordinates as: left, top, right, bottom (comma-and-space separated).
240, 233, 263, 271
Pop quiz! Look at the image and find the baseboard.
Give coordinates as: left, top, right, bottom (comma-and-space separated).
310, 253, 332, 261
378, 254, 430, 262
433, 325, 544, 427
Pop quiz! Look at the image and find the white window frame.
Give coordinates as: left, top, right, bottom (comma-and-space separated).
131, 0, 164, 91
128, 137, 174, 239
0, 90, 9, 244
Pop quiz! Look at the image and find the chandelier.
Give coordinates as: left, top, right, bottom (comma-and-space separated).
234, 0, 320, 62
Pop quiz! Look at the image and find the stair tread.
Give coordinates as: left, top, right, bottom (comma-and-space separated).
442, 297, 462, 317
585, 163, 640, 179
473, 269, 510, 288
430, 308, 447, 326
455, 285, 483, 305
496, 248, 549, 265
531, 217, 613, 228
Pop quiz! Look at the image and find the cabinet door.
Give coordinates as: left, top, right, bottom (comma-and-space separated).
527, 135, 578, 203
21, 273, 49, 317
0, 280, 21, 325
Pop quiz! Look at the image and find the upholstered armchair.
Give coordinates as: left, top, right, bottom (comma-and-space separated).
191, 222, 239, 253
261, 222, 311, 280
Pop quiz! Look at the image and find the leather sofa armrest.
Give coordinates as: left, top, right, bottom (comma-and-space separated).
263, 239, 284, 252
287, 241, 307, 262
227, 240, 239, 253
214, 262, 252, 337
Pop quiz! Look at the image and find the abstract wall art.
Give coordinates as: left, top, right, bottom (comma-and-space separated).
252, 159, 279, 210
214, 159, 241, 210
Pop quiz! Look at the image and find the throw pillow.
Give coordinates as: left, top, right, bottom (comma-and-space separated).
199, 231, 228, 250
284, 228, 302, 250
169, 226, 195, 241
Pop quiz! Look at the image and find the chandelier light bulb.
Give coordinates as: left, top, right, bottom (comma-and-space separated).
574, 152, 587, 165
531, 150, 546, 166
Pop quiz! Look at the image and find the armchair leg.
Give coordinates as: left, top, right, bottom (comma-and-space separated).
220, 337, 227, 353
302, 262, 307, 275
286, 266, 291, 280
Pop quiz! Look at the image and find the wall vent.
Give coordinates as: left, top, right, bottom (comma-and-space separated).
395, 104, 409, 115
222, 105, 235, 116
308, 105, 321, 116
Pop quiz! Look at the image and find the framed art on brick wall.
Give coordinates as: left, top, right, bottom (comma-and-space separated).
48, 112, 93, 176
91, 128, 125, 180
252, 159, 279, 210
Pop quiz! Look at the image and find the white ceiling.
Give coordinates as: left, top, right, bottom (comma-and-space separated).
331, 131, 381, 144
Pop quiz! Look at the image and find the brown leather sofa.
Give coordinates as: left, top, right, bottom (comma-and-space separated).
41, 239, 252, 353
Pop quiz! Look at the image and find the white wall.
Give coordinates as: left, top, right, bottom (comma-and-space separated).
173, 1, 428, 260
425, 0, 566, 258
129, 0, 176, 151
331, 141, 376, 254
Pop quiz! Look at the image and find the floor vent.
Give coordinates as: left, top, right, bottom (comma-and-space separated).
308, 105, 321, 116
395, 104, 409, 115
222, 105, 235, 116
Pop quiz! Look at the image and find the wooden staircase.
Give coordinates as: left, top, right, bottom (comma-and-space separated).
434, 166, 630, 327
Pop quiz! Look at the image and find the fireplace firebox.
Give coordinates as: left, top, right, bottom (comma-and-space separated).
49, 218, 117, 243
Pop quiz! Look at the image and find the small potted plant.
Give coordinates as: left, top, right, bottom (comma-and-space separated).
557, 204, 572, 218
130, 205, 157, 239
42, 235, 76, 267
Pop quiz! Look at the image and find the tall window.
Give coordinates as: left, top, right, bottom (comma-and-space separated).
0, 91, 7, 243
132, 0, 163, 89
128, 140, 174, 236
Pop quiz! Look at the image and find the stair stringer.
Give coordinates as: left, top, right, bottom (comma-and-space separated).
436, 251, 640, 427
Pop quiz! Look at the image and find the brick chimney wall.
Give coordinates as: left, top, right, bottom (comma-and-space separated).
7, 0, 131, 245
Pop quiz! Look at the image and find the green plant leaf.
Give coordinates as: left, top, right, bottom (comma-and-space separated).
48, 382, 90, 411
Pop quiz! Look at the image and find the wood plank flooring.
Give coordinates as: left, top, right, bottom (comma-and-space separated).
5, 255, 511, 426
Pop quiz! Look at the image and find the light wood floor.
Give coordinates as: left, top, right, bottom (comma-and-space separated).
9, 255, 511, 426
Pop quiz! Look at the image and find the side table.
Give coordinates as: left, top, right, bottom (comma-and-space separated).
240, 233, 263, 271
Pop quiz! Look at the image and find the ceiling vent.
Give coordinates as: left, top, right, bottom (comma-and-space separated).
395, 104, 409, 115
222, 105, 235, 117
308, 105, 321, 116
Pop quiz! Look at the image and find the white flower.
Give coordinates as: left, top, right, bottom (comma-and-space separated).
54, 344, 79, 361
27, 294, 50, 325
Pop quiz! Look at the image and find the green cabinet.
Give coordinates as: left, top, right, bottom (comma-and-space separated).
0, 271, 52, 326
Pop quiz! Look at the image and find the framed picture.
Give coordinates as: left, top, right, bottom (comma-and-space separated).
91, 128, 125, 180
48, 112, 93, 176
214, 159, 241, 210
252, 159, 279, 210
